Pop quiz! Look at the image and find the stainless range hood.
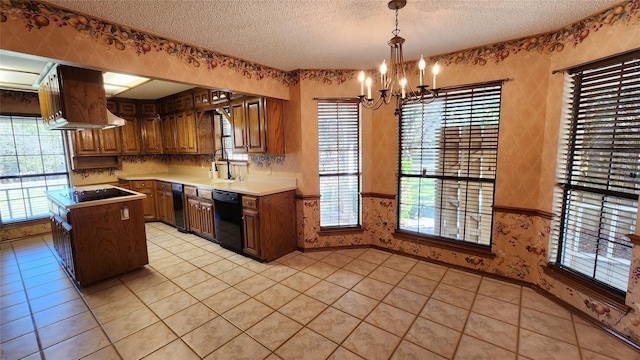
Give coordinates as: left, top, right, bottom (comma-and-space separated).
38, 65, 126, 130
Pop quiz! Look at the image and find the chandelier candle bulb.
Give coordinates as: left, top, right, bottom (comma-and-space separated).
380, 60, 388, 89
400, 78, 407, 98
366, 77, 372, 99
358, 71, 365, 95
418, 55, 426, 86
432, 62, 440, 89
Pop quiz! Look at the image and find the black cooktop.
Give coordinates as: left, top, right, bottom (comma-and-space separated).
72, 188, 134, 202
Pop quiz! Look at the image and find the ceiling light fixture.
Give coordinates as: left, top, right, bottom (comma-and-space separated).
358, 0, 440, 112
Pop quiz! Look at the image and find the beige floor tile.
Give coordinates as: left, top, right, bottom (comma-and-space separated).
580, 349, 627, 360
223, 298, 273, 330
357, 249, 392, 265
520, 307, 576, 344
343, 322, 401, 360
115, 321, 177, 359
1, 289, 27, 309
235, 274, 277, 296
202, 258, 239, 276
78, 278, 121, 296
227, 253, 255, 266
366, 302, 416, 335
328, 346, 365, 360
32, 298, 88, 328
520, 288, 571, 319
102, 306, 159, 342
574, 323, 640, 360
308, 307, 361, 344
43, 327, 111, 360
305, 280, 348, 304
454, 334, 516, 360
136, 280, 182, 305
332, 291, 379, 320
391, 340, 446, 360
83, 283, 134, 308
188, 252, 224, 268
182, 316, 242, 358
405, 317, 461, 358
441, 269, 482, 292
205, 333, 271, 360
83, 345, 121, 360
28, 287, 80, 313
0, 331, 40, 360
276, 327, 337, 360
571, 313, 593, 326
421, 298, 469, 332
176, 247, 210, 260
477, 277, 521, 305
519, 328, 581, 360
254, 283, 300, 310
464, 313, 518, 352
260, 264, 298, 282
21, 269, 66, 289
280, 253, 317, 270
299, 250, 333, 261
157, 261, 199, 279
383, 287, 428, 315
320, 253, 354, 268
185, 276, 230, 301
352, 277, 393, 300
202, 286, 251, 314
0, 301, 31, 324
381, 254, 419, 273
143, 339, 200, 360
92, 294, 145, 324
431, 283, 476, 309
149, 290, 199, 319
1, 315, 34, 343
172, 268, 213, 289
149, 254, 184, 270
278, 294, 327, 325
242, 259, 275, 273
216, 266, 256, 286
280, 271, 322, 292
164, 302, 217, 336
38, 311, 99, 348
342, 258, 378, 276
472, 294, 520, 326
396, 273, 438, 297
302, 261, 340, 279
409, 261, 448, 282
325, 269, 364, 289
247, 311, 303, 351
1, 280, 25, 297
335, 248, 368, 258
368, 266, 407, 286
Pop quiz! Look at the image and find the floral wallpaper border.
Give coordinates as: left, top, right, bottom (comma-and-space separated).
2, 0, 638, 86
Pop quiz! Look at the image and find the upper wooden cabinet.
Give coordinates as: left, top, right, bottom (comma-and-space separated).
70, 127, 121, 156
231, 97, 285, 154
120, 116, 141, 155
141, 116, 163, 154
161, 114, 178, 154
176, 110, 197, 153
118, 101, 137, 116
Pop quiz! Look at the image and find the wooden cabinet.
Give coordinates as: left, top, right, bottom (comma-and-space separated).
120, 116, 141, 155
157, 181, 175, 226
241, 191, 296, 261
141, 116, 163, 154
70, 127, 121, 156
184, 185, 215, 240
118, 101, 137, 116
176, 110, 197, 153
161, 114, 178, 153
50, 213, 76, 279
131, 180, 157, 220
231, 97, 285, 154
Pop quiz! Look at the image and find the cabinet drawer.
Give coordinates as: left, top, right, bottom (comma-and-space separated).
118, 180, 131, 189
131, 180, 155, 190
184, 186, 198, 197
242, 196, 258, 209
197, 189, 212, 200
156, 181, 172, 191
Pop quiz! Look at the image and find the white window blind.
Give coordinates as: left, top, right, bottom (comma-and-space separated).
0, 115, 69, 223
398, 83, 502, 245
318, 99, 360, 228
552, 50, 640, 293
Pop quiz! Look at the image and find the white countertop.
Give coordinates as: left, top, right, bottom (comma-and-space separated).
118, 172, 297, 196
47, 185, 146, 210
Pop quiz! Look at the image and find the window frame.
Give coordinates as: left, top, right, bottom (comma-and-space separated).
396, 81, 503, 247
317, 98, 361, 229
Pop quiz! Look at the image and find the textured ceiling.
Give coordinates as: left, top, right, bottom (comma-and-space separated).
42, 0, 623, 71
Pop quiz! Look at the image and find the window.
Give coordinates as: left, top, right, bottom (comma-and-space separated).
552, 51, 640, 293
398, 82, 502, 245
218, 110, 247, 161
0, 115, 69, 223
318, 99, 360, 228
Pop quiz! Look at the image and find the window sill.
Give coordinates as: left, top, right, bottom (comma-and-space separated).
543, 263, 629, 314
318, 226, 364, 236
393, 230, 495, 258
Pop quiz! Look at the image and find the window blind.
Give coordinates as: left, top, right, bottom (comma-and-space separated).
398, 83, 502, 245
318, 99, 360, 228
552, 51, 640, 293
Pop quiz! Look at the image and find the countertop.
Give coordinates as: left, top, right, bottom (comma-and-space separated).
118, 172, 297, 196
47, 185, 146, 210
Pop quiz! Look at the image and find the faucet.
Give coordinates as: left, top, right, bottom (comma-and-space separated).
212, 148, 234, 180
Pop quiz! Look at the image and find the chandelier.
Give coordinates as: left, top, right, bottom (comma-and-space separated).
358, 0, 440, 112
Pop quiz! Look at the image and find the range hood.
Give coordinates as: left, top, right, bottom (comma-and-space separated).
38, 65, 126, 130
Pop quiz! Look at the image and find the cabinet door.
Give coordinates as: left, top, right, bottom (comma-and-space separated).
118, 102, 137, 116
177, 111, 197, 153
187, 197, 201, 234
199, 200, 214, 239
139, 189, 157, 220
164, 192, 175, 225
245, 97, 266, 153
99, 127, 121, 154
230, 101, 247, 153
141, 117, 163, 154
140, 103, 157, 116
71, 129, 102, 156
120, 116, 140, 154
162, 115, 178, 153
242, 208, 261, 257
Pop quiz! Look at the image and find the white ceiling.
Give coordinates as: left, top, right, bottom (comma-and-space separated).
43, 0, 622, 71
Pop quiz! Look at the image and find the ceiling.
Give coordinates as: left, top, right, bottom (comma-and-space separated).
0, 0, 624, 100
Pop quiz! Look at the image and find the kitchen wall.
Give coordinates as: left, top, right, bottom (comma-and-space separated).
2, 0, 640, 346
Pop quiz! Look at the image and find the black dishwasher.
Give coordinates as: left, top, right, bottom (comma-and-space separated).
213, 190, 243, 254
172, 183, 187, 233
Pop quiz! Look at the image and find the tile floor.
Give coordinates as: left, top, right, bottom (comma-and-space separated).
1, 222, 639, 360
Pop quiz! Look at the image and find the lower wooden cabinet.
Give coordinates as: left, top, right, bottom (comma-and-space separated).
241, 190, 295, 261
185, 186, 215, 240
157, 182, 175, 226
131, 180, 157, 220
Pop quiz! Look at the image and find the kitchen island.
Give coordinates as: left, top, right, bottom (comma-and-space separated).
47, 185, 149, 286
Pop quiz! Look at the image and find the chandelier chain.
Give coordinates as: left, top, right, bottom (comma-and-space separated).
393, 8, 400, 37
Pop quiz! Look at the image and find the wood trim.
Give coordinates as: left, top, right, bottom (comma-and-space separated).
543, 263, 629, 314
626, 233, 640, 246
295, 194, 320, 200
318, 227, 364, 236
492, 205, 554, 219
393, 230, 496, 258
361, 192, 396, 199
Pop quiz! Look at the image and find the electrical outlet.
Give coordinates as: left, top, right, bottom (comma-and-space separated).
120, 206, 129, 220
